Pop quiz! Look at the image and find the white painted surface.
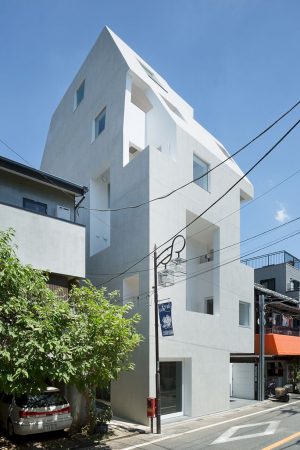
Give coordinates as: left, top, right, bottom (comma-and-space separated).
0, 203, 85, 277
232, 363, 255, 400
41, 26, 254, 424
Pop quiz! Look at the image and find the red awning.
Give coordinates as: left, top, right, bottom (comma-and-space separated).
255, 333, 300, 356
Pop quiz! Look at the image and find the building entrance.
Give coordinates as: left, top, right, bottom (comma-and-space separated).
160, 361, 182, 415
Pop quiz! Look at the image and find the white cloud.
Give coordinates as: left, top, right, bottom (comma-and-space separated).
275, 206, 289, 223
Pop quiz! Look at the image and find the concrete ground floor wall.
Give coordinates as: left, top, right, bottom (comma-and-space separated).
110, 345, 232, 425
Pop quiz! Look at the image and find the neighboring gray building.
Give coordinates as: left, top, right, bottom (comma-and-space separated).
244, 251, 300, 302
41, 27, 254, 425
242, 252, 300, 390
0, 155, 87, 289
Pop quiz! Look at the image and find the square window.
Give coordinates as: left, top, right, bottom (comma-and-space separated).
94, 108, 106, 139
193, 155, 209, 191
75, 81, 85, 108
239, 301, 250, 327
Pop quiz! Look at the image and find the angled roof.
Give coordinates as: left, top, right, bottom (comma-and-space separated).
0, 155, 88, 196
105, 27, 252, 182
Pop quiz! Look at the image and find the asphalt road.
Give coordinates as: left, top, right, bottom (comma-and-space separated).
101, 399, 300, 450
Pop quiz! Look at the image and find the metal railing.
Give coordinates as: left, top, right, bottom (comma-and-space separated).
242, 251, 300, 270
265, 326, 300, 337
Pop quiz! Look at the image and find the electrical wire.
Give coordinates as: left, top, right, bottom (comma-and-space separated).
113, 225, 300, 307
87, 213, 300, 278
82, 99, 300, 213
98, 118, 300, 287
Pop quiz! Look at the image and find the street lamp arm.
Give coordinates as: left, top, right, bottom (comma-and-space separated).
156, 234, 186, 268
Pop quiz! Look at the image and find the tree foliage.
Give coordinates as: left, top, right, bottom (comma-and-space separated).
0, 229, 141, 406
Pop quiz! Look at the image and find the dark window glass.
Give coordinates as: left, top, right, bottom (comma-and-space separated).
160, 361, 182, 415
23, 198, 47, 214
260, 278, 276, 291
76, 81, 85, 107
15, 392, 67, 408
95, 108, 106, 138
206, 298, 214, 315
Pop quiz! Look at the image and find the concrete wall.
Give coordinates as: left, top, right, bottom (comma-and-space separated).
41, 27, 254, 424
0, 203, 85, 278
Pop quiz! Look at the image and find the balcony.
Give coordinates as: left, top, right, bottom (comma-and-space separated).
255, 333, 300, 356
242, 250, 300, 270
0, 202, 85, 278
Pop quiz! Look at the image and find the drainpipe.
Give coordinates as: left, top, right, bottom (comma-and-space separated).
74, 187, 88, 223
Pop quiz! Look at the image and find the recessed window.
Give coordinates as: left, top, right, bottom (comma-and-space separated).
206, 298, 214, 315
129, 145, 140, 161
162, 96, 184, 120
260, 278, 276, 291
75, 80, 85, 108
138, 60, 168, 93
239, 301, 250, 327
23, 198, 47, 215
193, 155, 209, 191
94, 108, 106, 139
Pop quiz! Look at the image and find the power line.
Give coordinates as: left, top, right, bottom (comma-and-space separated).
187, 166, 300, 242
116, 226, 300, 306
168, 228, 300, 291
87, 213, 300, 278
82, 99, 300, 213
99, 118, 300, 287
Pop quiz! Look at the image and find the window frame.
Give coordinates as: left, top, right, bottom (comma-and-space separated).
74, 80, 85, 110
239, 301, 250, 327
23, 198, 47, 215
93, 107, 106, 141
193, 154, 209, 192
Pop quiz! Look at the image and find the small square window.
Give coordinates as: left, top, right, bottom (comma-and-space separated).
94, 108, 106, 139
239, 301, 250, 327
75, 81, 85, 108
193, 155, 209, 191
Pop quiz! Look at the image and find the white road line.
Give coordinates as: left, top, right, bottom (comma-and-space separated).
211, 420, 279, 444
122, 400, 300, 450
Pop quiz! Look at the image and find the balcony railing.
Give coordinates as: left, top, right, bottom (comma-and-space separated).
266, 326, 300, 337
242, 250, 300, 270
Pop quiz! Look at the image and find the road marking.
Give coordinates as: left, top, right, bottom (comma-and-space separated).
122, 400, 300, 450
211, 421, 279, 444
261, 431, 300, 450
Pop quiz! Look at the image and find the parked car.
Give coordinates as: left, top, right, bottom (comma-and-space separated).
0, 387, 72, 437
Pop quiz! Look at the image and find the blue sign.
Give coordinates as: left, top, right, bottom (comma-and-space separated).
158, 301, 174, 336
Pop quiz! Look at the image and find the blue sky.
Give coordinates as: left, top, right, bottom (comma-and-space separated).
1, 0, 300, 258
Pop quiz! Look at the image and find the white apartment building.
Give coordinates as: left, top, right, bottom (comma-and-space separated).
41, 27, 254, 425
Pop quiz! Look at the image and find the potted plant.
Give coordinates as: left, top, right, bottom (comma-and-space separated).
94, 404, 113, 434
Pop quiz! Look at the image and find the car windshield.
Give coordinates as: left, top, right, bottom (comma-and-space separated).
15, 392, 67, 408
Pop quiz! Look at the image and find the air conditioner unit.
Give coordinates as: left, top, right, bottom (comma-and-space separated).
56, 205, 71, 221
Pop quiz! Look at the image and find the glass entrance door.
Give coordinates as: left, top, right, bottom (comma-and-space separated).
160, 361, 182, 415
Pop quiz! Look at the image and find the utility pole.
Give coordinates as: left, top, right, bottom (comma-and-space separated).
153, 245, 161, 434
258, 294, 265, 401
152, 235, 186, 434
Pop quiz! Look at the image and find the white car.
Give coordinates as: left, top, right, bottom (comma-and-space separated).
0, 387, 72, 437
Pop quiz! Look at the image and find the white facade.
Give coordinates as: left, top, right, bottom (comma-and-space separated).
41, 27, 254, 424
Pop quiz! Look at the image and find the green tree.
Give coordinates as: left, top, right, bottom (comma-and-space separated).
0, 229, 141, 431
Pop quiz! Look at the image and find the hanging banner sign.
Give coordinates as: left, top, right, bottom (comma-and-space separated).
158, 301, 174, 336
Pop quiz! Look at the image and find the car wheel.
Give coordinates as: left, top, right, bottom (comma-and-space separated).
7, 419, 14, 438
